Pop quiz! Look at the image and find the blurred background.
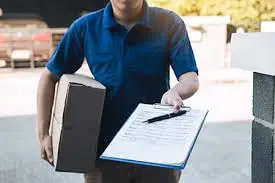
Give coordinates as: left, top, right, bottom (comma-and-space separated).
1, 0, 275, 182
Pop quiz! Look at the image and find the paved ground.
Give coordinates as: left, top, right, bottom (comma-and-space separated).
0, 67, 253, 183
0, 115, 251, 183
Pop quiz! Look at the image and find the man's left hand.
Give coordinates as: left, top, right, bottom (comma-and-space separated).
161, 89, 183, 113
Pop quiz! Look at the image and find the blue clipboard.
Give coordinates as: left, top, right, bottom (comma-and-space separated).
100, 104, 208, 170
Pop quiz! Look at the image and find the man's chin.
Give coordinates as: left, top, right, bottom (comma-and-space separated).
117, 6, 134, 14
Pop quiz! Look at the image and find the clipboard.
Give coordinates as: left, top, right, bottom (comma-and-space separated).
100, 103, 208, 170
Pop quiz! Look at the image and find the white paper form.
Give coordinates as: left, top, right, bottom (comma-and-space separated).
101, 103, 208, 166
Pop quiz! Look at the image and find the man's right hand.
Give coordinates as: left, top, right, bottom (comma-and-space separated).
40, 135, 54, 166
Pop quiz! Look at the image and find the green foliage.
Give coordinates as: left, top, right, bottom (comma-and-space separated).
147, 0, 275, 32
147, 0, 182, 15
147, 0, 200, 15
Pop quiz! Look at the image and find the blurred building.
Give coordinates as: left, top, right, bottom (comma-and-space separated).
183, 16, 230, 69
0, 0, 108, 27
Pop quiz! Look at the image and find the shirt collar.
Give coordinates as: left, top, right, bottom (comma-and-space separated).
103, 1, 152, 30
136, 1, 153, 30
103, 2, 118, 29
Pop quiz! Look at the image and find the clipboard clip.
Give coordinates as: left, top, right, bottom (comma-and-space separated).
153, 103, 191, 112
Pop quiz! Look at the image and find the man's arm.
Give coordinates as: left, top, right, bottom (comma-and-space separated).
171, 72, 199, 99
37, 69, 59, 141
161, 12, 199, 111
37, 69, 59, 165
36, 20, 84, 165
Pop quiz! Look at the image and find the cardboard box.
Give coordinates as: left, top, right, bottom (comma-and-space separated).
50, 74, 106, 173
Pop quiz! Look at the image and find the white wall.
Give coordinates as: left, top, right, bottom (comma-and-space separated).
182, 16, 230, 70
261, 21, 275, 32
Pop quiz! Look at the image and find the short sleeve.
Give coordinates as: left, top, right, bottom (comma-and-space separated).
169, 15, 198, 79
46, 21, 84, 76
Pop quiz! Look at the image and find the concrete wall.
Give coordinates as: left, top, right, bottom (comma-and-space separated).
252, 73, 275, 183
231, 32, 275, 183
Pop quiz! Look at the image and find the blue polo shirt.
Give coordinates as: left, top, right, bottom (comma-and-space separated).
47, 1, 198, 156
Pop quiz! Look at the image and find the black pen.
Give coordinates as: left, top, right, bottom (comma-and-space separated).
143, 110, 187, 124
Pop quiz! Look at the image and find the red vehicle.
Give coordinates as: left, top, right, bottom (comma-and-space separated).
0, 13, 52, 68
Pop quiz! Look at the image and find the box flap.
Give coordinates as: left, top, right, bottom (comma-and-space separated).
51, 76, 70, 167
63, 74, 105, 90
52, 76, 70, 125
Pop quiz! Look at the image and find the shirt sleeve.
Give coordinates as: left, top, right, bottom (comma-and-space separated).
169, 15, 198, 79
46, 21, 84, 76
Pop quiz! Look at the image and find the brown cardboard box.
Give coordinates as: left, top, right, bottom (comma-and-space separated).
49, 74, 106, 173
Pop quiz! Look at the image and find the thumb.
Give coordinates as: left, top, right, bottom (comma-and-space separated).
173, 98, 183, 113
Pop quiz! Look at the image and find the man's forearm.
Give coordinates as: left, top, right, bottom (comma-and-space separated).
37, 70, 58, 142
171, 72, 199, 100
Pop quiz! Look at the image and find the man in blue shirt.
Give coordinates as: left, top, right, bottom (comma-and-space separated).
37, 0, 199, 182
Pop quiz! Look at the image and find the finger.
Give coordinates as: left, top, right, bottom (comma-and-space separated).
41, 149, 47, 160
45, 146, 54, 164
41, 149, 54, 166
173, 106, 180, 113
173, 99, 183, 113
46, 151, 54, 167
45, 154, 54, 166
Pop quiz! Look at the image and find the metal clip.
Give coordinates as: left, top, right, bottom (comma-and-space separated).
153, 103, 191, 111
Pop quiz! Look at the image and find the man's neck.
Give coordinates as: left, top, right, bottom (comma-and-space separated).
112, 2, 143, 30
